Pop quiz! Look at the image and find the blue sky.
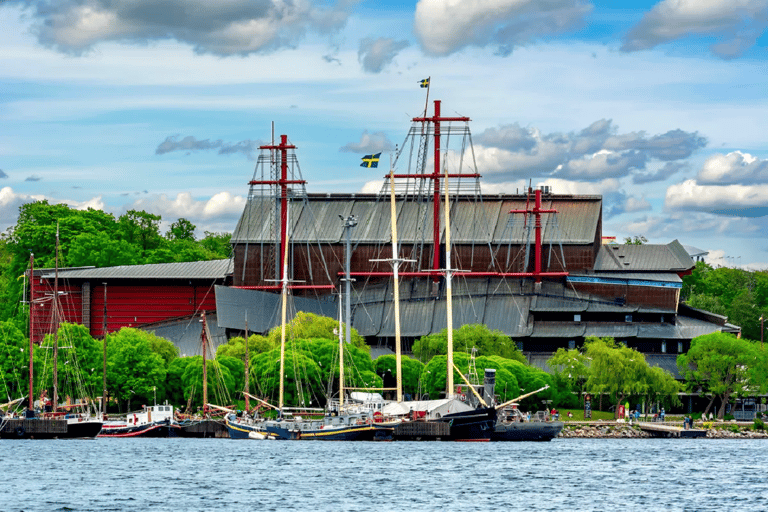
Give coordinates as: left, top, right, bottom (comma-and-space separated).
1, 0, 767, 268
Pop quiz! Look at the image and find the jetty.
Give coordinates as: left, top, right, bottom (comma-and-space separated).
637, 422, 707, 438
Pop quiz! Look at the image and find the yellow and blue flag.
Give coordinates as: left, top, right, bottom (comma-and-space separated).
419, 78, 430, 88
360, 153, 381, 168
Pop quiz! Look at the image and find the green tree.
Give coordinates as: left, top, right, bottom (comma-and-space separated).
106, 327, 168, 412
412, 324, 525, 363
117, 210, 162, 254
0, 320, 31, 403
249, 346, 325, 408
677, 332, 766, 419
200, 231, 232, 258
166, 218, 196, 241
166, 357, 195, 407
181, 356, 236, 410
584, 337, 679, 417
374, 354, 425, 398
65, 232, 141, 267
547, 347, 590, 405
266, 312, 369, 352
623, 235, 648, 245
37, 323, 103, 405
144, 331, 179, 367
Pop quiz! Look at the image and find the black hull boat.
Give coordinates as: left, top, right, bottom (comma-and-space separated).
1, 415, 103, 440
178, 418, 229, 438
392, 405, 497, 442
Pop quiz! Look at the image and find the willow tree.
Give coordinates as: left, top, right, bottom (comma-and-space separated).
584, 337, 680, 417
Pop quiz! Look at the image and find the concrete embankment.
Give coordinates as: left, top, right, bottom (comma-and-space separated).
559, 422, 768, 439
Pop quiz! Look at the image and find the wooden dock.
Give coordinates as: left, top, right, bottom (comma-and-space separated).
637, 422, 707, 438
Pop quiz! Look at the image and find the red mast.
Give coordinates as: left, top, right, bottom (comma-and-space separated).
509, 187, 564, 282
399, 100, 478, 272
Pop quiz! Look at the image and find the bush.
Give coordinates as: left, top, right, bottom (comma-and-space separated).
754, 418, 765, 431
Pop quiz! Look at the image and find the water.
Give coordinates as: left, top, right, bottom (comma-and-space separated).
3, 438, 767, 512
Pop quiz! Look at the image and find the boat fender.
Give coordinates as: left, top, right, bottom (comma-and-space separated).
460, 394, 466, 401
15, 426, 25, 437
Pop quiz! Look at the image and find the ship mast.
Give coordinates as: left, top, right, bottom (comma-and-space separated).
201, 311, 208, 416
52, 222, 60, 413
27, 254, 35, 418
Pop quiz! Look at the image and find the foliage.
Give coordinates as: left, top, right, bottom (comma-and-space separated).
373, 354, 424, 398
754, 418, 765, 431
412, 324, 525, 363
623, 235, 647, 245
200, 232, 232, 258
166, 218, 196, 241
547, 347, 590, 404
144, 331, 180, 367
37, 323, 104, 404
216, 334, 275, 362
181, 356, 236, 409
166, 357, 195, 406
584, 337, 681, 416
248, 346, 325, 408
106, 327, 168, 412
677, 332, 767, 419
0, 320, 32, 401
266, 312, 368, 352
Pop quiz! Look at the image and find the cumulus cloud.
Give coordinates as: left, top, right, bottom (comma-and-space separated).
0, 186, 105, 232
633, 162, 687, 184
357, 37, 409, 73
156, 135, 261, 159
697, 151, 768, 185
340, 131, 395, 153
414, 0, 591, 56
622, 0, 768, 59
665, 179, 768, 217
7, 0, 354, 56
125, 192, 246, 223
473, 120, 705, 182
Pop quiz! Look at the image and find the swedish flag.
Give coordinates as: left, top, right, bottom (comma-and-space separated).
419, 78, 430, 88
360, 153, 381, 168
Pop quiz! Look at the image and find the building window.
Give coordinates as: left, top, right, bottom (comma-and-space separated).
678, 341, 683, 353
661, 340, 667, 353
574, 314, 581, 323
568, 340, 576, 349
625, 314, 633, 323
516, 341, 523, 352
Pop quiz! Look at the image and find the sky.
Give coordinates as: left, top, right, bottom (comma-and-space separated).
1, 0, 767, 269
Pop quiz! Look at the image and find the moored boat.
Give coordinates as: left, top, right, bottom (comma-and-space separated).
98, 403, 181, 438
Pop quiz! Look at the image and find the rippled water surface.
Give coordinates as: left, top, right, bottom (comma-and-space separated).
3, 438, 768, 511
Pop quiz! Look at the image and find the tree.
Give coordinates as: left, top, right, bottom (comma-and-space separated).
145, 331, 179, 367
166, 218, 197, 241
117, 210, 162, 254
65, 232, 141, 267
166, 357, 195, 406
37, 323, 103, 405
200, 231, 232, 258
266, 312, 369, 352
181, 356, 236, 410
0, 320, 31, 402
584, 337, 679, 417
623, 235, 647, 245
547, 347, 590, 405
677, 332, 766, 419
106, 328, 168, 412
412, 324, 525, 363
374, 355, 424, 398
249, 347, 325, 408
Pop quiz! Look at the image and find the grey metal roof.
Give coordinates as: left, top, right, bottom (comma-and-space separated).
231, 193, 602, 246
214, 285, 337, 333
482, 295, 532, 337
531, 295, 589, 312
584, 323, 639, 338
530, 322, 586, 338
594, 240, 694, 272
139, 313, 227, 357
45, 259, 233, 280
645, 354, 681, 379
675, 315, 726, 339
571, 272, 682, 283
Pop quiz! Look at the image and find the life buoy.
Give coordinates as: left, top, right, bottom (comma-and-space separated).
460, 394, 466, 401
15, 426, 25, 437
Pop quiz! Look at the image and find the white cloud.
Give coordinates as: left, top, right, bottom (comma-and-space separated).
125, 192, 246, 222
357, 37, 409, 73
340, 131, 396, 153
625, 195, 652, 213
622, 0, 768, 58
414, 0, 591, 56
8, 0, 354, 56
697, 151, 768, 185
0, 186, 105, 232
665, 179, 768, 216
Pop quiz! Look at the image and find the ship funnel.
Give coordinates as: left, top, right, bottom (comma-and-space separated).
483, 369, 496, 406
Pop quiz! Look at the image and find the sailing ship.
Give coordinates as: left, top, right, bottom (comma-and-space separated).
1, 231, 103, 439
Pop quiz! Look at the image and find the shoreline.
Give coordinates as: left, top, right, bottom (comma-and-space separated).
559, 421, 768, 439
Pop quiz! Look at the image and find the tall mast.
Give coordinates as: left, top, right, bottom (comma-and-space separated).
390, 167, 404, 403
28, 254, 35, 417
201, 311, 208, 416
278, 200, 291, 416
443, 149, 454, 398
244, 313, 249, 412
338, 292, 344, 408
102, 282, 108, 417
52, 222, 60, 413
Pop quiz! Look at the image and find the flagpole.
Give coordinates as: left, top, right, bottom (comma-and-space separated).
423, 76, 431, 117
